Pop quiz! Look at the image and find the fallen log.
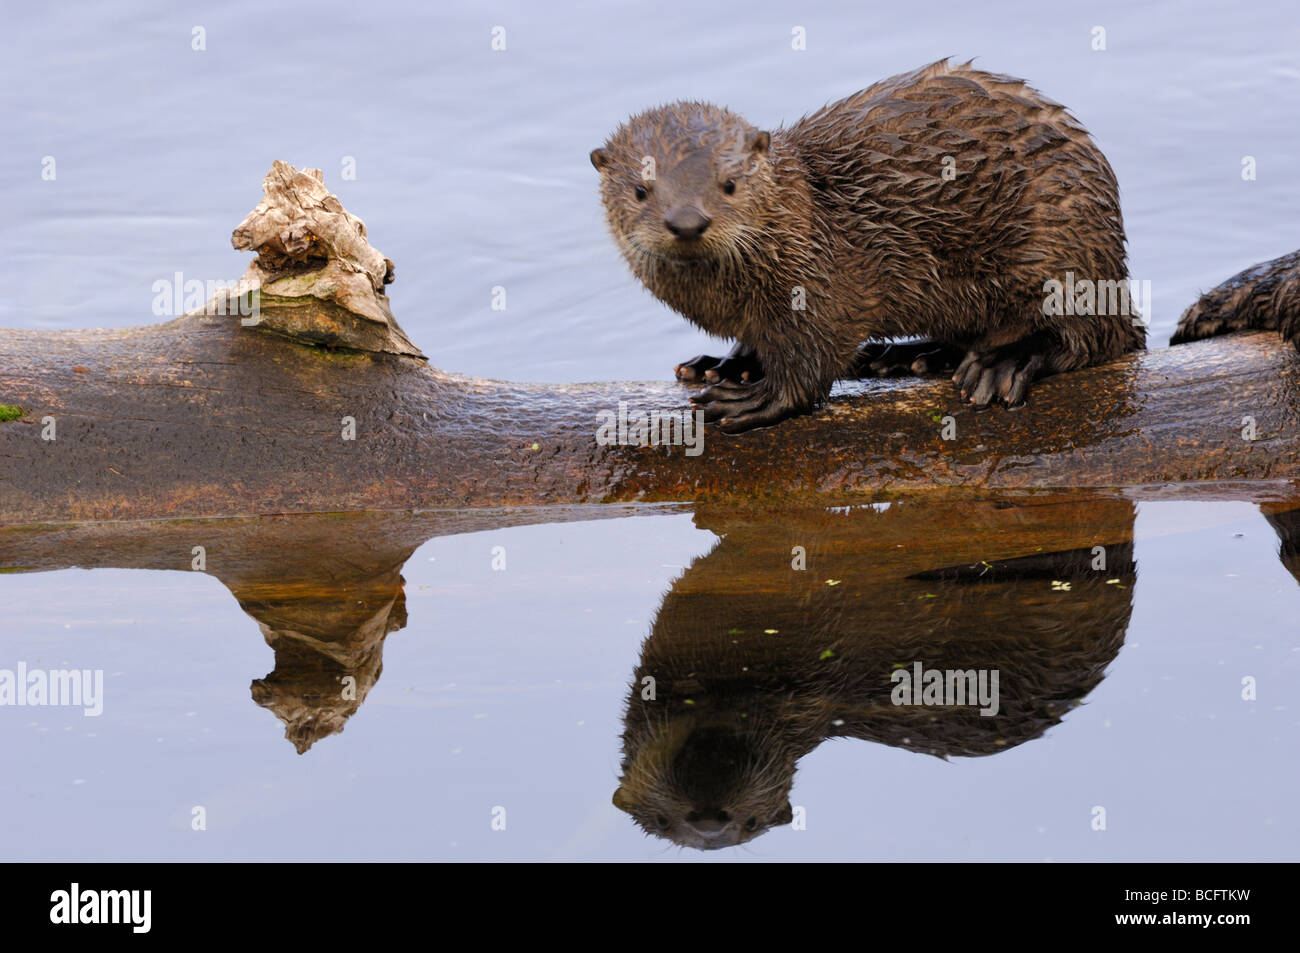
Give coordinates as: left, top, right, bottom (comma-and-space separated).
3, 315, 1297, 525
2, 162, 1299, 525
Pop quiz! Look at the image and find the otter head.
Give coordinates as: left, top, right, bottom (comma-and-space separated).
590, 103, 775, 275
613, 713, 796, 851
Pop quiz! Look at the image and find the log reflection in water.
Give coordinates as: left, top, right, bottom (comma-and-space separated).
2, 495, 1298, 772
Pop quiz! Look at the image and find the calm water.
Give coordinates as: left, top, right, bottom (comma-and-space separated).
3, 1, 1300, 860
1, 498, 1298, 860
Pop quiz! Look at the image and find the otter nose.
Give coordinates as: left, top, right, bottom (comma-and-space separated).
664, 205, 711, 240
684, 809, 730, 834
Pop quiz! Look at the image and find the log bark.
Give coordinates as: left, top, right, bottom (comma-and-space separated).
1, 313, 1299, 525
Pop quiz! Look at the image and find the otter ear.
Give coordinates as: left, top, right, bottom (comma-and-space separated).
590, 148, 612, 172
612, 786, 632, 813
748, 131, 771, 155
775, 802, 793, 826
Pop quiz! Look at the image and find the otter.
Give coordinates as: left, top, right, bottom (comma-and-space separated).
1171, 249, 1300, 352
591, 59, 1147, 432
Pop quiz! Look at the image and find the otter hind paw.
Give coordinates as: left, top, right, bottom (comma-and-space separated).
690, 379, 796, 433
852, 341, 964, 378
953, 337, 1050, 408
675, 344, 763, 384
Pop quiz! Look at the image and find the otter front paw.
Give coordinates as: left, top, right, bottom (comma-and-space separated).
675, 348, 763, 384
690, 379, 799, 433
952, 337, 1049, 408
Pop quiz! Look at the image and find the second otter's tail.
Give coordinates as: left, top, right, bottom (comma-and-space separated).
1171, 249, 1300, 350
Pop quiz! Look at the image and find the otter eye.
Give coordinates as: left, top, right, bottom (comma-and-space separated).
723, 179, 736, 196
655, 815, 670, 829
634, 185, 648, 201
745, 816, 759, 832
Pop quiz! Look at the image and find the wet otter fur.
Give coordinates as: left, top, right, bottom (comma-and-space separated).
591, 59, 1146, 432
1171, 249, 1300, 352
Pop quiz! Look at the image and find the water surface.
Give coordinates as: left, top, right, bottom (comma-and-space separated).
2, 497, 1296, 860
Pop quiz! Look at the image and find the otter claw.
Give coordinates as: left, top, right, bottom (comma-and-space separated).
706, 353, 762, 383
853, 341, 963, 378
690, 380, 797, 432
716, 405, 791, 433
953, 338, 1050, 408
676, 354, 722, 383
677, 344, 763, 384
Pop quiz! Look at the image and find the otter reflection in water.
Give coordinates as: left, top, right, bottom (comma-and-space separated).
614, 499, 1139, 850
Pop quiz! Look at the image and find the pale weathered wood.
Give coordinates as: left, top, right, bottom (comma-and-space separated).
215, 160, 422, 357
